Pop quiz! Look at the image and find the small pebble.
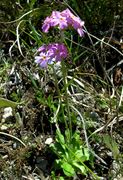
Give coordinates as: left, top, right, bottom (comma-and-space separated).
3, 107, 13, 119
45, 137, 53, 145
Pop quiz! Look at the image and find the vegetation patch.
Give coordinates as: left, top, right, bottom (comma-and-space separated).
0, 0, 123, 179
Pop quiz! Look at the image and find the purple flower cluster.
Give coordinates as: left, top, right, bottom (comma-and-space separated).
35, 43, 68, 68
35, 9, 84, 68
42, 8, 84, 37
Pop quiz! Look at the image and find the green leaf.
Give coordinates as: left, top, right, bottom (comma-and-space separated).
59, 177, 65, 180
83, 148, 90, 161
74, 148, 89, 162
56, 130, 65, 145
73, 161, 86, 175
0, 97, 21, 108
74, 150, 83, 159
61, 162, 75, 177
103, 134, 119, 159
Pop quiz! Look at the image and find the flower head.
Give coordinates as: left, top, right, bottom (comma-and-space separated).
42, 8, 84, 36
35, 52, 51, 68
47, 43, 68, 62
35, 43, 68, 68
50, 11, 68, 30
61, 8, 85, 37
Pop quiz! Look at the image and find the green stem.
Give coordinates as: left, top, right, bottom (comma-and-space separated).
61, 61, 72, 138
52, 66, 68, 130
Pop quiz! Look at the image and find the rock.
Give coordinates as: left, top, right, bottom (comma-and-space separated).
2, 107, 13, 119
45, 138, 53, 145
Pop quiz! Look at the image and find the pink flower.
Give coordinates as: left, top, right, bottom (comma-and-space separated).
35, 43, 68, 68
42, 16, 52, 33
61, 8, 85, 37
42, 9, 84, 36
35, 52, 51, 68
38, 44, 47, 52
48, 43, 68, 62
50, 11, 68, 30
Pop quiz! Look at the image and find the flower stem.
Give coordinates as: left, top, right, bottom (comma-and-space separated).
61, 61, 72, 138
52, 65, 68, 130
